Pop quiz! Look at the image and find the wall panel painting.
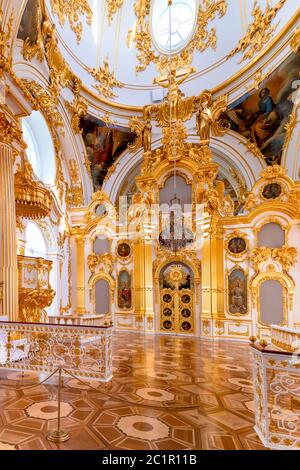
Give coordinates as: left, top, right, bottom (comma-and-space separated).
80, 115, 136, 192
117, 270, 132, 310
228, 268, 248, 315
17, 0, 40, 42
225, 52, 300, 165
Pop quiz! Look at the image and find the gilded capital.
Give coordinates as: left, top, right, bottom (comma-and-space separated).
0, 111, 22, 146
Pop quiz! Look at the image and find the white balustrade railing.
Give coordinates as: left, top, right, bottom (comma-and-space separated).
48, 314, 105, 327
0, 321, 113, 382
252, 344, 300, 450
271, 325, 300, 352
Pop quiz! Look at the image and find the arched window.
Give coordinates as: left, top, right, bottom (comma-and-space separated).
25, 222, 47, 258
22, 111, 56, 185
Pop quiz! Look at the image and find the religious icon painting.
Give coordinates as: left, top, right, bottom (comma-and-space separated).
262, 183, 282, 200
228, 268, 248, 315
117, 242, 131, 259
226, 232, 248, 258
117, 270, 132, 310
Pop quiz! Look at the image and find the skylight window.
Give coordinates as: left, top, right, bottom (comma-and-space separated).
151, 0, 197, 55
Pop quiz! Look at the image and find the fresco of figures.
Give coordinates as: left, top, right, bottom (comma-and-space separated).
228, 268, 248, 315
225, 53, 300, 166
80, 115, 136, 192
117, 270, 132, 310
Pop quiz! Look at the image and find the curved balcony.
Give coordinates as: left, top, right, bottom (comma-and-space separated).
14, 162, 52, 220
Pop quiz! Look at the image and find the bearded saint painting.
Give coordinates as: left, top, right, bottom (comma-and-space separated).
225, 52, 300, 166
228, 269, 248, 315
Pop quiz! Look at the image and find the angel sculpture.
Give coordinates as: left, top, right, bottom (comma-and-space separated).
128, 106, 152, 153
196, 91, 228, 143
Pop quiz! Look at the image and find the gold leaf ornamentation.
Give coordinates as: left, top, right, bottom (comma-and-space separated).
130, 0, 227, 73
66, 159, 84, 207
21, 79, 64, 131
88, 60, 123, 99
247, 69, 273, 91
260, 165, 286, 179
65, 94, 88, 133
0, 8, 13, 73
50, 0, 92, 43
0, 110, 22, 145
244, 139, 264, 161
283, 108, 299, 149
251, 247, 272, 271
291, 26, 300, 53
196, 91, 228, 142
42, 17, 82, 103
228, 0, 286, 62
87, 254, 114, 275
106, 0, 124, 25
272, 246, 298, 271
22, 6, 44, 62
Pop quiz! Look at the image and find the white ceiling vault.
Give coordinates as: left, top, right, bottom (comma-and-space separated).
44, 0, 298, 108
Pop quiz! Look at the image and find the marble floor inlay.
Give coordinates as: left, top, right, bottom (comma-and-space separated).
0, 332, 265, 450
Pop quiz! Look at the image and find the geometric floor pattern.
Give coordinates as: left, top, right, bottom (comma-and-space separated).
0, 332, 266, 450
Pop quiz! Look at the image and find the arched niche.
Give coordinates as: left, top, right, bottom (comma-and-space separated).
257, 222, 285, 248
89, 273, 115, 318
259, 280, 284, 325
159, 174, 192, 208
251, 270, 294, 327
93, 236, 110, 254
95, 279, 110, 315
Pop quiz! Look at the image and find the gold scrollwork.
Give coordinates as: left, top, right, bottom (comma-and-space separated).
50, 0, 93, 43
291, 26, 300, 53
88, 60, 123, 99
130, 0, 227, 74
0, 8, 13, 73
228, 0, 286, 62
65, 94, 88, 133
22, 5, 44, 62
87, 253, 114, 276
106, 0, 124, 25
65, 159, 84, 207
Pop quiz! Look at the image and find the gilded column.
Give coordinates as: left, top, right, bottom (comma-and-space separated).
73, 230, 86, 315
201, 214, 225, 322
0, 140, 19, 320
133, 238, 154, 329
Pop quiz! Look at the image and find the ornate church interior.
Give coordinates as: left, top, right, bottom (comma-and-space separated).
0, 0, 300, 452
